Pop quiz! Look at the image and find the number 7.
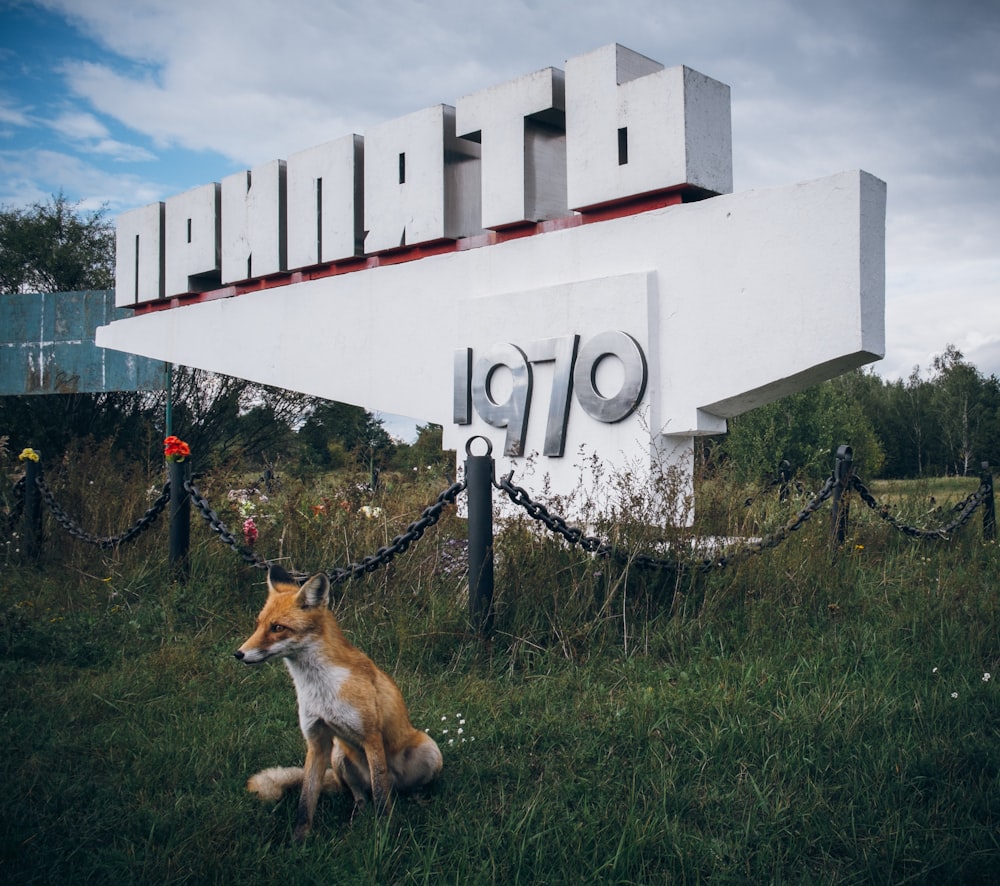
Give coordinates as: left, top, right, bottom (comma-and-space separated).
521, 336, 580, 457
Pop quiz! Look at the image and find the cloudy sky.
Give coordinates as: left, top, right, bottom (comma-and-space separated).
1, 0, 998, 389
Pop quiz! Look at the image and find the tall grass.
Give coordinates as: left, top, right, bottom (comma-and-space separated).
1, 447, 998, 883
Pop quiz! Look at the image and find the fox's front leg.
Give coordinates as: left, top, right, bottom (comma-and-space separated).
363, 734, 392, 812
294, 727, 333, 841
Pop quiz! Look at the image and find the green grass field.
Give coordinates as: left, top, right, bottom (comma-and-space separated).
1, 458, 998, 883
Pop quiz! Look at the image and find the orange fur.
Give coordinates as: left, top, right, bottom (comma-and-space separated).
235, 565, 442, 840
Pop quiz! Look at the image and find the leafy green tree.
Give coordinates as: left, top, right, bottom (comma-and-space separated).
717, 373, 885, 484
391, 423, 454, 477
297, 401, 394, 476
978, 378, 1000, 470
928, 346, 996, 475
886, 369, 934, 477
167, 367, 314, 468
871, 347, 999, 478
0, 193, 114, 294
0, 390, 161, 461
838, 369, 908, 478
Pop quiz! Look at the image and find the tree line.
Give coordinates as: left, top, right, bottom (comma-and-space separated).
3, 195, 997, 484
713, 347, 1000, 483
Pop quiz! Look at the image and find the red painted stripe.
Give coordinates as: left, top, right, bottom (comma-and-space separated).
133, 185, 702, 315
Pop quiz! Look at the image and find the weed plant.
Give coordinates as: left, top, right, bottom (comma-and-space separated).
1, 446, 998, 883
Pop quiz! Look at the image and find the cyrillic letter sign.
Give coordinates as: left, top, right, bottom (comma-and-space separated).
98, 43, 885, 520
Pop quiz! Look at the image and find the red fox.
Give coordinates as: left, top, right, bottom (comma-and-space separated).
235, 564, 442, 840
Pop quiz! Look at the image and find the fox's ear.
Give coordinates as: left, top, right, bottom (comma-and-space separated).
296, 573, 330, 609
267, 563, 296, 595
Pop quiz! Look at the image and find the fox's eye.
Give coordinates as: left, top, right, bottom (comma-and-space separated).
270, 623, 287, 634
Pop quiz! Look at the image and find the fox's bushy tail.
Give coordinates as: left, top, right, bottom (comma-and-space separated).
247, 767, 342, 802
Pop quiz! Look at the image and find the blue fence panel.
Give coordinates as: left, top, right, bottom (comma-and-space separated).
0, 290, 165, 395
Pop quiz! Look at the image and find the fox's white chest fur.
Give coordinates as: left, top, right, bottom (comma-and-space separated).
284, 645, 365, 743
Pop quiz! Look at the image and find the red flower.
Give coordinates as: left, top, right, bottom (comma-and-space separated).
164, 435, 191, 462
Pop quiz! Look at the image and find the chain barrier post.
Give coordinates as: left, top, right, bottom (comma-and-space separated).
982, 461, 995, 542
21, 449, 43, 562
168, 457, 191, 581
465, 437, 495, 635
831, 444, 853, 552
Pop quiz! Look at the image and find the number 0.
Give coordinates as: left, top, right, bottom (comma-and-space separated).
573, 331, 647, 423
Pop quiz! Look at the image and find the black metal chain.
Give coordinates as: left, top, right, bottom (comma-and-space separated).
499, 467, 989, 570
495, 472, 633, 563
185, 478, 468, 584
740, 459, 806, 509
35, 475, 172, 549
850, 474, 987, 539
708, 473, 839, 569
24, 449, 987, 585
185, 479, 272, 571
496, 470, 840, 573
327, 480, 467, 585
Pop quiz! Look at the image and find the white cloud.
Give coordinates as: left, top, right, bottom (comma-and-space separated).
883, 261, 1000, 381
90, 138, 155, 162
0, 147, 165, 210
36, 0, 809, 167
14, 0, 1000, 382
59, 58, 362, 168
45, 107, 157, 162
0, 100, 33, 128
49, 109, 108, 140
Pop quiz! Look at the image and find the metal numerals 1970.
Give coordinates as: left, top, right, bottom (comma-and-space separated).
454, 331, 648, 457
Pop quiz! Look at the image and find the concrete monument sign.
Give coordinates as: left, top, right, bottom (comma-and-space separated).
97, 43, 885, 517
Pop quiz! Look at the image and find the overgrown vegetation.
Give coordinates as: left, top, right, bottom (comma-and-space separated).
714, 348, 1000, 483
2, 442, 997, 883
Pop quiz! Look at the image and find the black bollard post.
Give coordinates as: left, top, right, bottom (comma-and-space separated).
830, 445, 853, 551
982, 462, 996, 542
168, 457, 191, 581
22, 450, 42, 562
465, 437, 495, 635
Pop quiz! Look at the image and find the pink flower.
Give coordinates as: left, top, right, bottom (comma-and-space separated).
243, 517, 258, 546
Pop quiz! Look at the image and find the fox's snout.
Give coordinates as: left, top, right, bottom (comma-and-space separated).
234, 645, 270, 663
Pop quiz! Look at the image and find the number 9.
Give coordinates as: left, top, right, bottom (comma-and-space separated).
471, 343, 533, 456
